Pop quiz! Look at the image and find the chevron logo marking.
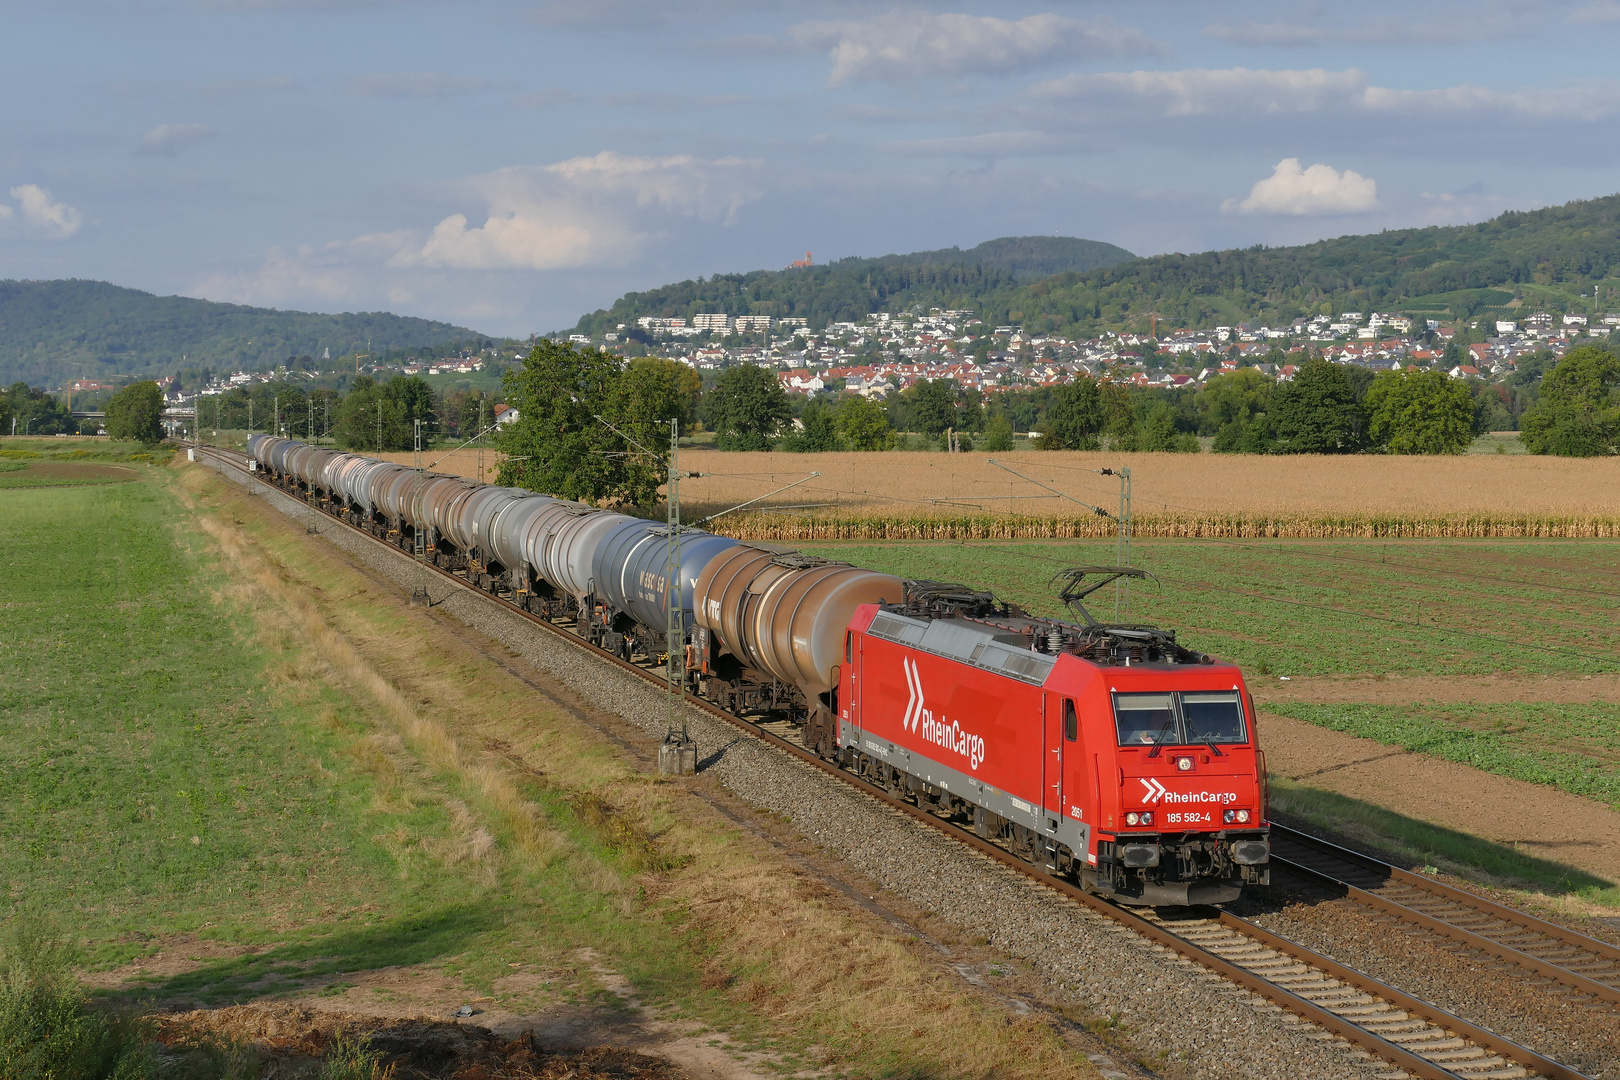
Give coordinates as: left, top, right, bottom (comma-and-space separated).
1140, 777, 1168, 804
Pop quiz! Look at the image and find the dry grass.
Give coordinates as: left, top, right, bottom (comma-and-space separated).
378, 448, 1620, 538
184, 461, 1104, 1079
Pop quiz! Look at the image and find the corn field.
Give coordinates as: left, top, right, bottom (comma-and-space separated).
713, 511, 1620, 541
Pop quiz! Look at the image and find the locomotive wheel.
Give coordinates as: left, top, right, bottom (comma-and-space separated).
885, 767, 907, 800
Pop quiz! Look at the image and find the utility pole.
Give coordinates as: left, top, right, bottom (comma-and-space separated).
659, 419, 696, 776
1115, 467, 1132, 622
274, 397, 280, 437
376, 400, 383, 454
410, 418, 429, 605
476, 398, 486, 484
308, 398, 314, 445
248, 399, 253, 436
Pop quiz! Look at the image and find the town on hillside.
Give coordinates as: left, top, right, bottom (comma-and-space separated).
568, 307, 1596, 400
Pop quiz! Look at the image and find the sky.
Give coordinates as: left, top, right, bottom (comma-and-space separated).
6, 1, 1620, 337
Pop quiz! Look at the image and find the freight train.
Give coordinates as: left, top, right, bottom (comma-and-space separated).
243, 435, 1270, 906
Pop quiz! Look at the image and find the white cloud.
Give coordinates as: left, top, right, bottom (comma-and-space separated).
1360, 83, 1620, 121
7, 185, 83, 237
1222, 158, 1379, 216
401, 151, 764, 271
202, 151, 766, 315
793, 11, 1159, 86
137, 123, 217, 156
1033, 67, 1367, 115
348, 72, 489, 97
1030, 66, 1620, 124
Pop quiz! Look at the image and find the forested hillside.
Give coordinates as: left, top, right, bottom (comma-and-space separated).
994, 194, 1620, 338
0, 280, 483, 386
576, 195, 1620, 340
569, 236, 1137, 337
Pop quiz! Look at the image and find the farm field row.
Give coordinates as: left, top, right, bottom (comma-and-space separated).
360, 447, 1620, 518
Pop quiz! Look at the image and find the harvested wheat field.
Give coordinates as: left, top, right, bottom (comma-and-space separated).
380, 449, 1620, 539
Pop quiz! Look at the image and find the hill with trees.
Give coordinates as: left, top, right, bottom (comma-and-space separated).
574, 194, 1620, 341
0, 279, 485, 387
569, 236, 1137, 338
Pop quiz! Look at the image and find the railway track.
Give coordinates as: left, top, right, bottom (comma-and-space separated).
192, 443, 1596, 1080
1271, 823, 1620, 1009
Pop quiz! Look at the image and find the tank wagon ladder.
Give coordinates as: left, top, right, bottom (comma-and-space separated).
192, 442, 1596, 1080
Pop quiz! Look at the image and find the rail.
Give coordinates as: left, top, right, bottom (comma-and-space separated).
189, 443, 1593, 1080
1270, 822, 1620, 1008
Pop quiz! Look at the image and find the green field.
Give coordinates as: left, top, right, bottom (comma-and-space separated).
1, 467, 1092, 1079
0, 478, 463, 960
801, 538, 1620, 679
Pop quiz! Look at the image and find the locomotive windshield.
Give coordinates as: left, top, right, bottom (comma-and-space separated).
1113, 693, 1176, 745
1113, 691, 1248, 747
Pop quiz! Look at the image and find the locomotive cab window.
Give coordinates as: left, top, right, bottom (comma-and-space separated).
1181, 692, 1247, 744
845, 631, 852, 664
1063, 698, 1077, 742
1112, 691, 1248, 747
1113, 693, 1175, 746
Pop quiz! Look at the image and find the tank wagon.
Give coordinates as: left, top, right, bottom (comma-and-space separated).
243, 435, 1270, 904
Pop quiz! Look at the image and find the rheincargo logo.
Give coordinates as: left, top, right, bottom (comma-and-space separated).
902, 657, 986, 771
1140, 778, 1238, 805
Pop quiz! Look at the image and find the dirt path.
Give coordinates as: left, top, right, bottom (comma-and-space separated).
1253, 673, 1620, 706
1259, 712, 1620, 885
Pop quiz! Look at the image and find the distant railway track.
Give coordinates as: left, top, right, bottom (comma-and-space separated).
1270, 823, 1620, 1009
191, 442, 1596, 1080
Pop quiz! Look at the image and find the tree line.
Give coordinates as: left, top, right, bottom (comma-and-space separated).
483, 341, 1617, 509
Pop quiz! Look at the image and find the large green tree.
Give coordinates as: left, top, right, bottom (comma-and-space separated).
104, 380, 165, 445
4, 382, 73, 435
1036, 377, 1105, 450
1270, 358, 1366, 453
1519, 345, 1620, 456
1364, 369, 1477, 454
703, 364, 792, 451
1195, 368, 1273, 437
892, 378, 979, 436
331, 376, 434, 452
495, 341, 672, 506
836, 395, 898, 451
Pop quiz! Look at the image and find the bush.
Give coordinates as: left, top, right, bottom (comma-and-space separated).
0, 929, 152, 1080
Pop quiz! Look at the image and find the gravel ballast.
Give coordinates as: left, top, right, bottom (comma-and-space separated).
209, 461, 1411, 1080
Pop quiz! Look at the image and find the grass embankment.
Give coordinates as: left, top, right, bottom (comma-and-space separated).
0, 466, 1102, 1078
798, 537, 1620, 903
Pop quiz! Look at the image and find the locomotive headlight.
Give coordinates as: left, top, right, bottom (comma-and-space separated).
1223, 809, 1253, 824
1176, 756, 1194, 772
1125, 811, 1155, 827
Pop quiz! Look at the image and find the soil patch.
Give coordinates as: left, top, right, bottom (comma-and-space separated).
156, 1003, 682, 1079
0, 461, 140, 486
1259, 711, 1620, 884
1254, 673, 1620, 706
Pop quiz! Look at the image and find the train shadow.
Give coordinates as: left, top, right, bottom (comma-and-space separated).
1266, 785, 1615, 900
99, 901, 502, 1008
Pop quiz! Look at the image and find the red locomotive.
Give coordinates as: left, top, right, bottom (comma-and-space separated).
833, 571, 1269, 906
